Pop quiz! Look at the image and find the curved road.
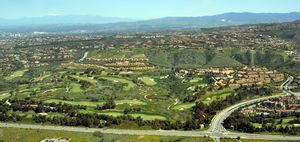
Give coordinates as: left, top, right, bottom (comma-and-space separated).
0, 122, 299, 141
209, 75, 300, 141
0, 76, 299, 141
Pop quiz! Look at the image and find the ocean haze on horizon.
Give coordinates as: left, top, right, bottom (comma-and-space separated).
0, 0, 300, 19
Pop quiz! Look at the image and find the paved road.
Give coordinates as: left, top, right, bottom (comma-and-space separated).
0, 76, 300, 141
0, 123, 300, 141
209, 75, 300, 141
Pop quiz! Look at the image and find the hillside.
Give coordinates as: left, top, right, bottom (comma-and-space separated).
101, 48, 289, 70
248, 20, 300, 49
204, 53, 244, 68
1, 12, 300, 33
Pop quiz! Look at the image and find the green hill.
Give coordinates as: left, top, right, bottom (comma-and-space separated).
204, 53, 244, 68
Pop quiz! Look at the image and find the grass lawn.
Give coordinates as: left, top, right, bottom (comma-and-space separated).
33, 74, 51, 82
131, 53, 147, 58
140, 76, 156, 86
78, 110, 168, 121
281, 117, 296, 125
103, 134, 214, 142
0, 93, 10, 100
101, 76, 137, 91
70, 75, 98, 84
5, 69, 28, 80
0, 127, 102, 142
44, 99, 147, 107
252, 123, 262, 128
200, 91, 233, 104
70, 83, 84, 93
0, 128, 213, 142
188, 77, 208, 91
172, 91, 233, 111
98, 111, 168, 120
171, 102, 195, 110
252, 117, 297, 128
189, 77, 204, 83
10, 111, 66, 119
221, 138, 288, 142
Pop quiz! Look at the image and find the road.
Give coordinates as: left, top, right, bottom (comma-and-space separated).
0, 76, 300, 141
209, 75, 300, 141
78, 51, 88, 62
0, 123, 300, 141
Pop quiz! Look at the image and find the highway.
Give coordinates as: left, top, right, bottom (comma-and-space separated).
0, 76, 299, 141
209, 75, 299, 141
0, 122, 300, 141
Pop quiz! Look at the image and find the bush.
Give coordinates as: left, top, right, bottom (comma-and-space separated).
93, 131, 104, 138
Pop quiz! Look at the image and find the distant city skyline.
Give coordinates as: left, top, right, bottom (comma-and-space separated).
0, 0, 300, 19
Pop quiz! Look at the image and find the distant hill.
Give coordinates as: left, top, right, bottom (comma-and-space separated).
0, 15, 135, 26
1, 12, 300, 33
252, 20, 300, 48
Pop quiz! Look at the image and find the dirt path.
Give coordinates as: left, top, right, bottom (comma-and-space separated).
167, 98, 178, 110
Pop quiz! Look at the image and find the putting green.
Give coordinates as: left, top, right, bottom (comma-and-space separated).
171, 102, 195, 110
140, 77, 156, 86
5, 69, 28, 80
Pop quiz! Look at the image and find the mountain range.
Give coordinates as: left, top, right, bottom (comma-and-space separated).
0, 15, 134, 26
1, 12, 300, 33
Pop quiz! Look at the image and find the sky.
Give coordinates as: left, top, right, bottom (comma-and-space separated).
0, 0, 300, 19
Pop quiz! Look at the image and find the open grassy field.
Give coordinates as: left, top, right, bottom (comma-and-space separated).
0, 127, 213, 142
204, 53, 244, 68
221, 138, 289, 142
70, 83, 84, 93
5, 69, 28, 80
0, 127, 102, 142
189, 77, 204, 83
102, 134, 213, 142
70, 75, 98, 84
252, 117, 297, 128
44, 99, 147, 107
101, 76, 137, 91
140, 76, 157, 86
98, 111, 168, 120
171, 102, 195, 110
9, 111, 66, 119
172, 91, 233, 110
188, 77, 208, 90
0, 93, 10, 100
33, 74, 51, 82
200, 91, 233, 104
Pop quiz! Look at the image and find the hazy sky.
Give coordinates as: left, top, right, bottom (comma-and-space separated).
0, 0, 300, 19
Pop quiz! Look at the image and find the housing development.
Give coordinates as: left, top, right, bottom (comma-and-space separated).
0, 3, 300, 141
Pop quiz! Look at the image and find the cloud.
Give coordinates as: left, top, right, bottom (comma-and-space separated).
47, 13, 61, 16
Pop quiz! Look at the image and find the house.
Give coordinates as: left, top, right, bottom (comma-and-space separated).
256, 107, 273, 112
288, 104, 300, 108
262, 101, 283, 107
229, 84, 240, 88
240, 109, 254, 114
